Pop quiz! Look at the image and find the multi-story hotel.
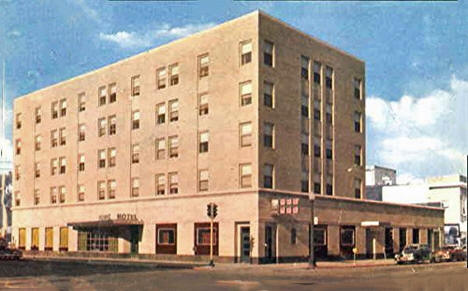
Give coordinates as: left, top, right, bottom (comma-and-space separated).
12, 11, 444, 263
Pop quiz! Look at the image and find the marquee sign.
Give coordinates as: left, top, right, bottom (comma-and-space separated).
271, 198, 299, 216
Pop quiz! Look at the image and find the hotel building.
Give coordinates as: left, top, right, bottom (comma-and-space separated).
12, 11, 444, 262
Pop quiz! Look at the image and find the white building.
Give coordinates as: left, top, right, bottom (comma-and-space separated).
365, 165, 397, 201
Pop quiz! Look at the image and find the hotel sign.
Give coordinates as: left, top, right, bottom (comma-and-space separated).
98, 213, 139, 221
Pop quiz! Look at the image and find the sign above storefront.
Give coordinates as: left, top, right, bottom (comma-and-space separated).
98, 213, 139, 222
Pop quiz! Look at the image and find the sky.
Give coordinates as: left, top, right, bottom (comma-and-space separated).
0, 0, 467, 183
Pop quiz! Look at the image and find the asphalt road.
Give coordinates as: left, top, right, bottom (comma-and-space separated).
0, 259, 466, 291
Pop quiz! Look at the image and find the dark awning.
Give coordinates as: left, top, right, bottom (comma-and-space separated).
67, 219, 143, 228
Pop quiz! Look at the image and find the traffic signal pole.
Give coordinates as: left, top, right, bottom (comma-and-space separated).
210, 211, 214, 267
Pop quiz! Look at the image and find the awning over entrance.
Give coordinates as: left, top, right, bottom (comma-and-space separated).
67, 218, 143, 228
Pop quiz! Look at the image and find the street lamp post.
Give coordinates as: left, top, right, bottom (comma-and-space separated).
309, 193, 316, 269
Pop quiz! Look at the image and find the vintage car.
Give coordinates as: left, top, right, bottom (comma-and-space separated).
433, 245, 467, 262
0, 248, 23, 260
395, 244, 432, 264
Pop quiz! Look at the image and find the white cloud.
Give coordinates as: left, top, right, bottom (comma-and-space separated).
99, 22, 216, 49
367, 76, 467, 183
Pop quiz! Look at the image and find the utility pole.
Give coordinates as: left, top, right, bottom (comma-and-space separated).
309, 193, 316, 269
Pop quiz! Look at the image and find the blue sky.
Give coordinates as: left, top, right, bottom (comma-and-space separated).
1, 0, 467, 182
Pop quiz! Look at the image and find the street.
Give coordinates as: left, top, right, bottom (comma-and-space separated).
0, 259, 466, 290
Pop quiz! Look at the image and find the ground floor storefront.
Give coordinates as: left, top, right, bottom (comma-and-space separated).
11, 190, 445, 263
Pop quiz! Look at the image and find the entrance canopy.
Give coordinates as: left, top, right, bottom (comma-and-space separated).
67, 218, 143, 229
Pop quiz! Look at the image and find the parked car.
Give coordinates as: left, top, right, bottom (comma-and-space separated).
0, 248, 22, 260
433, 245, 467, 262
395, 244, 433, 264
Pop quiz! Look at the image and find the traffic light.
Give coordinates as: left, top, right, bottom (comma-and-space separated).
212, 204, 218, 218
207, 204, 212, 218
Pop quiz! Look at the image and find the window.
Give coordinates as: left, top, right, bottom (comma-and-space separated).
156, 103, 165, 124
131, 75, 140, 96
325, 104, 332, 124
354, 78, 362, 100
264, 40, 273, 66
78, 154, 85, 172
239, 122, 252, 147
45, 227, 54, 250
51, 130, 58, 147
131, 178, 139, 197
98, 149, 106, 168
59, 157, 66, 174
301, 56, 309, 80
78, 231, 117, 252
314, 140, 321, 158
108, 180, 116, 199
168, 136, 179, 158
199, 94, 209, 116
59, 186, 66, 203
313, 61, 321, 85
78, 93, 86, 112
60, 99, 67, 116
354, 178, 362, 199
78, 185, 85, 202
34, 190, 40, 205
109, 115, 116, 135
50, 187, 58, 204
109, 83, 117, 103
78, 124, 85, 141
301, 96, 309, 118
240, 81, 252, 106
314, 100, 321, 120
301, 134, 309, 155
59, 127, 66, 146
354, 145, 362, 166
15, 165, 20, 181
240, 164, 252, 188
132, 144, 139, 164
240, 41, 252, 65
98, 118, 106, 137
169, 64, 179, 86
168, 172, 178, 194
35, 162, 40, 178
354, 112, 361, 133
199, 54, 209, 78
15, 139, 21, 155
169, 99, 178, 122
263, 164, 273, 188
35, 135, 41, 151
51, 101, 58, 119
132, 111, 140, 130
291, 228, 297, 244
14, 191, 20, 206
35, 107, 42, 123
314, 177, 321, 194
60, 227, 69, 251
199, 169, 209, 192
325, 140, 332, 160
264, 81, 274, 108
340, 226, 355, 246
99, 86, 106, 106
156, 138, 165, 160
301, 171, 309, 192
326, 175, 333, 195
51, 158, 58, 176
108, 147, 116, 167
98, 181, 106, 200
314, 227, 327, 246
412, 228, 420, 244
157, 67, 167, 89
156, 174, 165, 195
199, 131, 209, 153
157, 227, 176, 245
325, 66, 333, 89
263, 122, 274, 148
16, 113, 22, 129
196, 225, 218, 246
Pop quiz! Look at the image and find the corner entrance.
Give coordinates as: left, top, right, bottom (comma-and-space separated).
264, 224, 276, 263
240, 226, 250, 263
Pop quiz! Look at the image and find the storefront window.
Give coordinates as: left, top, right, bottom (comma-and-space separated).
314, 228, 327, 246
197, 227, 217, 246
77, 231, 118, 252
158, 229, 175, 245
340, 227, 355, 246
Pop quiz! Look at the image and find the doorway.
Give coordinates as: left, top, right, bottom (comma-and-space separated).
130, 226, 139, 255
385, 228, 394, 257
264, 224, 276, 263
399, 228, 407, 252
240, 227, 250, 263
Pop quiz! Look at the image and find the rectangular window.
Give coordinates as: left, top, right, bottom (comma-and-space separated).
301, 96, 309, 118
156, 138, 165, 160
156, 103, 166, 124
59, 157, 66, 174
326, 140, 332, 160
156, 174, 165, 195
325, 104, 333, 124
35, 135, 41, 151
15, 166, 20, 181
59, 127, 66, 146
340, 226, 355, 246
199, 169, 209, 192
314, 100, 321, 121
301, 56, 309, 80
78, 184, 85, 201
301, 171, 309, 192
14, 191, 20, 206
169, 63, 179, 86
108, 179, 116, 199
313, 61, 321, 85
98, 181, 106, 200
108, 83, 117, 103
51, 130, 58, 147
263, 164, 274, 188
240, 41, 252, 65
156, 67, 167, 89
354, 78, 362, 100
98, 86, 106, 106
314, 227, 327, 246
131, 178, 139, 197
51, 158, 58, 176
263, 122, 274, 148
240, 164, 252, 188
98, 149, 106, 168
354, 112, 362, 133
301, 133, 309, 155
31, 228, 39, 249
132, 111, 140, 130
199, 131, 209, 153
132, 144, 139, 164
264, 81, 274, 108
199, 94, 209, 116
412, 229, 420, 244
169, 99, 179, 122
34, 190, 40, 205
78, 93, 86, 112
15, 139, 21, 155
325, 66, 333, 89
35, 162, 40, 178
50, 187, 58, 204
264, 40, 273, 66
78, 124, 85, 141
45, 227, 54, 250
196, 226, 218, 246
108, 147, 116, 167
326, 175, 333, 195
199, 54, 209, 78
16, 113, 22, 129
35, 107, 42, 123
240, 81, 252, 106
167, 136, 178, 158
131, 75, 140, 96
60, 227, 69, 251
314, 180, 321, 194
354, 178, 362, 199
78, 154, 85, 172
168, 172, 178, 194
109, 115, 116, 135
157, 227, 176, 245
314, 141, 321, 158
51, 101, 58, 119
239, 122, 252, 147
59, 186, 66, 203
60, 99, 67, 116
354, 145, 362, 166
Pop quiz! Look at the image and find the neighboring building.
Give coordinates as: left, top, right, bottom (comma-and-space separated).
365, 165, 396, 201
12, 11, 444, 262
383, 175, 467, 246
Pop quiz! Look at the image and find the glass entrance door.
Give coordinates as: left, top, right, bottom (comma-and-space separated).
240, 227, 250, 263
